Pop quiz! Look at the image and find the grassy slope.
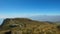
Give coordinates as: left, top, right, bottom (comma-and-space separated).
0, 18, 60, 34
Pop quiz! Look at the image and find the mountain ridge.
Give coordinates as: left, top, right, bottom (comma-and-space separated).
30, 15, 60, 22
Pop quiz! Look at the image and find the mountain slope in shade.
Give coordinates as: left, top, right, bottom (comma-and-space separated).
30, 15, 60, 22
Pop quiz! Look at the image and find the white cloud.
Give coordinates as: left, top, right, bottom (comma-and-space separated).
0, 14, 41, 18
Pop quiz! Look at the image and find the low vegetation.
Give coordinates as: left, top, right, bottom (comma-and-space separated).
0, 18, 60, 34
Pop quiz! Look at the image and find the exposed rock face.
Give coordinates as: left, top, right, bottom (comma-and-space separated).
0, 18, 60, 34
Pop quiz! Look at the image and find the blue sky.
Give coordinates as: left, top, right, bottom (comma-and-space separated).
0, 0, 60, 18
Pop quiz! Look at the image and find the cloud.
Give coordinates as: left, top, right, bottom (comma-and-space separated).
0, 14, 40, 18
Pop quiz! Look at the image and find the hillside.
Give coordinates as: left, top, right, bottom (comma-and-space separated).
0, 18, 60, 34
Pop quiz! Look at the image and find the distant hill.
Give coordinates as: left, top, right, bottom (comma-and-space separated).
30, 15, 60, 22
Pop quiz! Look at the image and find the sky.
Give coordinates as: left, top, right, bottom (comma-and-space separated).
0, 0, 60, 18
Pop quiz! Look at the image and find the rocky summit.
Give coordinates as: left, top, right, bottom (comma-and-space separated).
0, 18, 60, 34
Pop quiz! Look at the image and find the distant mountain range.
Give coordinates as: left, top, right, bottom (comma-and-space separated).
29, 15, 60, 22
